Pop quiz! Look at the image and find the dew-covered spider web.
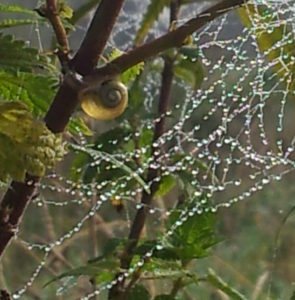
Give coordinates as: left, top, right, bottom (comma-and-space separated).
4, 0, 295, 299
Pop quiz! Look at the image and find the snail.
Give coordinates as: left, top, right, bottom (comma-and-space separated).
79, 79, 128, 121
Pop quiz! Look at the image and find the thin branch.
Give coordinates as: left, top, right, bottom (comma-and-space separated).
45, 0, 126, 132
170, 277, 185, 298
108, 1, 250, 298
46, 0, 125, 129
0, 175, 39, 258
45, 0, 70, 67
0, 290, 11, 300
70, 0, 125, 75
109, 1, 181, 298
0, 0, 126, 260
88, 0, 248, 80
121, 57, 174, 254
46, 0, 69, 50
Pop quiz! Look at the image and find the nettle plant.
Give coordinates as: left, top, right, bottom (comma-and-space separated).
0, 0, 295, 299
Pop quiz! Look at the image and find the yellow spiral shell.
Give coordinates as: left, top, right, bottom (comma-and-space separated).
79, 79, 128, 121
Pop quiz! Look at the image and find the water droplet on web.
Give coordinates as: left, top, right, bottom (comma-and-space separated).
11, 4, 295, 297
156, 244, 163, 250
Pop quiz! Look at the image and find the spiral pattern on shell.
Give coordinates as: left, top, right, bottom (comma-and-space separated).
80, 79, 128, 121
99, 80, 127, 108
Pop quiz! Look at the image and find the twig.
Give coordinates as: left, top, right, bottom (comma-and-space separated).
45, 0, 69, 49
88, 0, 249, 80
45, 0, 70, 67
120, 258, 150, 300
119, 57, 174, 262
109, 1, 181, 298
108, 1, 250, 298
0, 290, 11, 300
0, 0, 126, 261
0, 176, 39, 259
70, 0, 125, 75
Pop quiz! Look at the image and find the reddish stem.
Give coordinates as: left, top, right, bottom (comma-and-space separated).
0, 0, 126, 260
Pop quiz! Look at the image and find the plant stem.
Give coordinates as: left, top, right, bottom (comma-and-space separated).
45, 0, 69, 51
0, 0, 126, 261
89, 0, 249, 80
108, 1, 181, 298
70, 0, 125, 75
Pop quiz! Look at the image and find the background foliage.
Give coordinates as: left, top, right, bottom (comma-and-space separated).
0, 1, 295, 300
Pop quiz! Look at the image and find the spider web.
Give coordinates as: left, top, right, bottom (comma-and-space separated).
4, 0, 295, 299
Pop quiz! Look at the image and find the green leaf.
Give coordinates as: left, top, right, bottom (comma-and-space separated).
139, 128, 154, 148
95, 127, 132, 153
174, 59, 204, 90
101, 238, 125, 257
155, 175, 175, 197
126, 76, 145, 114
0, 71, 58, 116
0, 34, 58, 117
0, 34, 54, 73
135, 240, 178, 261
178, 46, 199, 61
136, 127, 153, 161
109, 48, 144, 84
206, 269, 248, 300
290, 290, 295, 300
0, 19, 44, 29
69, 151, 89, 182
121, 62, 144, 85
45, 256, 120, 287
135, 0, 171, 46
138, 256, 196, 284
136, 209, 220, 263
70, 143, 151, 194
69, 126, 137, 184
141, 257, 182, 274
58, 2, 73, 20
135, 240, 179, 260
128, 285, 150, 300
0, 4, 36, 14
46, 239, 124, 287
165, 209, 220, 261
68, 117, 93, 136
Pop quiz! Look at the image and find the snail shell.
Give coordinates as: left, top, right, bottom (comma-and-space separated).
80, 79, 128, 120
